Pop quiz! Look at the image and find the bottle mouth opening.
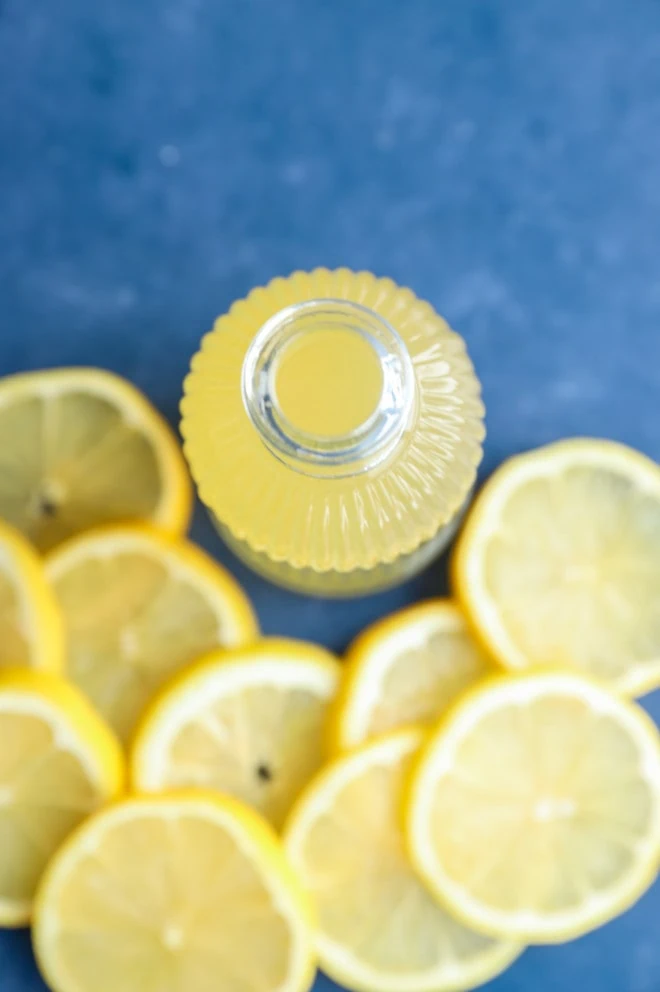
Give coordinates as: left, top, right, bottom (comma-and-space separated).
242, 299, 416, 479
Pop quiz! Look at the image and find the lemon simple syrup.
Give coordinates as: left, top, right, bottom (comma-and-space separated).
182, 269, 484, 595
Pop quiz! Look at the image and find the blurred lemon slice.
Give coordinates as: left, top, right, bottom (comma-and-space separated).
406, 671, 660, 943
284, 728, 521, 992
33, 791, 316, 992
0, 367, 191, 551
330, 599, 493, 753
0, 669, 123, 925
47, 525, 258, 744
0, 519, 63, 672
132, 639, 340, 830
454, 438, 660, 695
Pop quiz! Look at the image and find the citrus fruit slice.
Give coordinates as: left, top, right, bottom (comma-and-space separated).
406, 671, 660, 943
453, 438, 660, 696
331, 600, 493, 753
33, 791, 316, 992
0, 669, 123, 925
0, 367, 191, 552
132, 639, 340, 830
0, 518, 64, 672
284, 728, 520, 992
47, 525, 258, 744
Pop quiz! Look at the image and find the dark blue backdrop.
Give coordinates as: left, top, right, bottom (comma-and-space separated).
1, 1, 660, 989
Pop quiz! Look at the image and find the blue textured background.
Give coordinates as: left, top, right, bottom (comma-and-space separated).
2, 0, 660, 989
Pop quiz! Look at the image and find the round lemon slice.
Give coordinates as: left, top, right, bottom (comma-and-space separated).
0, 367, 191, 552
284, 728, 521, 992
406, 671, 660, 943
47, 525, 258, 744
331, 600, 493, 753
132, 639, 340, 830
454, 438, 660, 695
0, 518, 64, 672
0, 669, 123, 925
33, 791, 316, 992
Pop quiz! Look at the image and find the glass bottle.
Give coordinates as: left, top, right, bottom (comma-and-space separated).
181, 269, 484, 596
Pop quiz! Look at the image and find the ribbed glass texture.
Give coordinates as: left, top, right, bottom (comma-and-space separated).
181, 269, 485, 596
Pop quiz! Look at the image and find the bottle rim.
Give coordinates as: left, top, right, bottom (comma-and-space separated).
241, 298, 416, 479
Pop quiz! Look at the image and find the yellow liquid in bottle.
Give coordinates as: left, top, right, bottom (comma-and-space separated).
274, 329, 383, 439
182, 269, 484, 596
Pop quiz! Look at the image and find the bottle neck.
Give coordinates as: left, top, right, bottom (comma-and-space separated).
242, 299, 416, 479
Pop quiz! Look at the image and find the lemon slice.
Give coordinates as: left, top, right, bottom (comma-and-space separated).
33, 791, 316, 992
0, 367, 192, 552
331, 600, 493, 753
47, 525, 258, 744
0, 519, 64, 672
132, 639, 340, 830
454, 438, 660, 696
284, 728, 520, 992
406, 671, 660, 943
0, 669, 123, 925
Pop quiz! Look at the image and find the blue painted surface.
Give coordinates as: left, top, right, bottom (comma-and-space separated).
1, 0, 660, 989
